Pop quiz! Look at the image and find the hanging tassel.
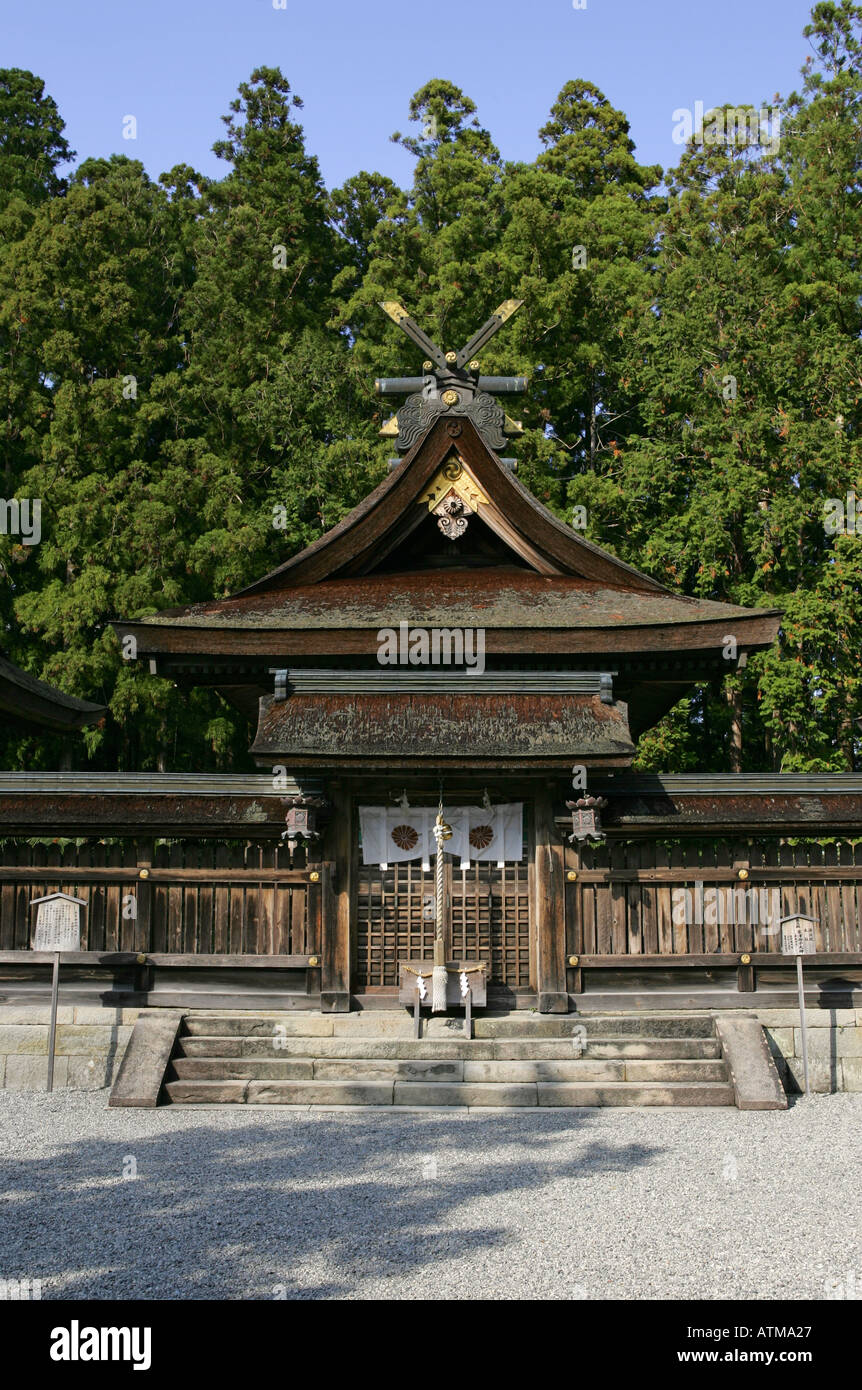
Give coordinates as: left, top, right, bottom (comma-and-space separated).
432, 964, 448, 1012
431, 934, 447, 1012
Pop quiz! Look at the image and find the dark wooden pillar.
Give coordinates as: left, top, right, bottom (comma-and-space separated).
321, 783, 353, 1013
534, 788, 568, 1013
132, 839, 155, 995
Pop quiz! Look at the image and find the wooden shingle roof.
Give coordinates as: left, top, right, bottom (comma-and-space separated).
116, 413, 781, 661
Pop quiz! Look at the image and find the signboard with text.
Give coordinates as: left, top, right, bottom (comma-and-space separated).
781, 916, 817, 957
30, 894, 85, 952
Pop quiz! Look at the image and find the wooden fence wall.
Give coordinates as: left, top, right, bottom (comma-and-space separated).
0, 840, 313, 956
4, 833, 862, 964
565, 837, 862, 958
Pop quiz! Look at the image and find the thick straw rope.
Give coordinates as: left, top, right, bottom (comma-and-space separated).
432, 811, 448, 1012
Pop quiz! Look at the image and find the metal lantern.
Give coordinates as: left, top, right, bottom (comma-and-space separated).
282, 795, 327, 860
565, 795, 608, 843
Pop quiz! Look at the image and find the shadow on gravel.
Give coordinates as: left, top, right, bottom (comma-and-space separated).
0, 1106, 662, 1299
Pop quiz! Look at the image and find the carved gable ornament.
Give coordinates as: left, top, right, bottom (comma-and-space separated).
375, 299, 526, 454
420, 457, 489, 539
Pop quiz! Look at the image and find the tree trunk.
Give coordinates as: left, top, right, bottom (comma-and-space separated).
726, 683, 743, 772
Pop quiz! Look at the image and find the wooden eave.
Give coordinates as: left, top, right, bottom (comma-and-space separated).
116, 568, 781, 663
117, 608, 781, 663
0, 655, 105, 732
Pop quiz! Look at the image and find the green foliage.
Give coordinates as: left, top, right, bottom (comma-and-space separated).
2, 5, 861, 773
0, 68, 73, 216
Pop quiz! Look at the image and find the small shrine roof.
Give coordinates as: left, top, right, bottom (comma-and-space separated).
251, 690, 635, 771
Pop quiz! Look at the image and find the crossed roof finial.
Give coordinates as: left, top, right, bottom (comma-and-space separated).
375, 299, 528, 455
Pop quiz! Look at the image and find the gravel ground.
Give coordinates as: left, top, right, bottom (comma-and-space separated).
1, 1089, 860, 1301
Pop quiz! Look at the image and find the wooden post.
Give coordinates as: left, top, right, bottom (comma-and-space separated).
135, 841, 153, 954
797, 954, 810, 1095
46, 951, 60, 1093
321, 784, 352, 1013
306, 861, 323, 998
534, 789, 568, 1013
736, 957, 756, 992
566, 841, 584, 995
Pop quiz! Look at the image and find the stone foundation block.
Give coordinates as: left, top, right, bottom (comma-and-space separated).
5, 1054, 68, 1089
0, 1025, 47, 1055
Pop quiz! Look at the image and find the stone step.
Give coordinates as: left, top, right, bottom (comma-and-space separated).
534, 1082, 735, 1108
164, 1077, 735, 1107
175, 1034, 721, 1062
165, 1079, 250, 1104
309, 1058, 462, 1081
179, 1012, 717, 1040
168, 1055, 728, 1085
181, 1015, 334, 1038
165, 1079, 396, 1106
461, 1058, 727, 1084
170, 1057, 464, 1081
472, 1015, 716, 1039
169, 1058, 314, 1081
485, 1038, 722, 1061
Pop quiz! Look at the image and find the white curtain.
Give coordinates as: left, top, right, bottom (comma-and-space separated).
359, 804, 523, 869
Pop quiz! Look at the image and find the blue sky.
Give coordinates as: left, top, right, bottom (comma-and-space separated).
4, 0, 820, 188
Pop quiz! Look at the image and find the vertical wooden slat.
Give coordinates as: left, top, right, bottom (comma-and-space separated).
850, 834, 856, 956
1, 852, 16, 949
840, 842, 856, 953
656, 841, 673, 955
642, 841, 659, 955
812, 842, 828, 951
151, 842, 167, 952
825, 843, 841, 952
184, 842, 199, 954
595, 839, 612, 955
627, 842, 643, 955
687, 843, 705, 954
228, 842, 244, 953
782, 841, 799, 930
670, 843, 687, 954
213, 844, 229, 953
118, 841, 136, 952
101, 843, 119, 954
167, 843, 183, 955
610, 841, 628, 956
135, 840, 153, 954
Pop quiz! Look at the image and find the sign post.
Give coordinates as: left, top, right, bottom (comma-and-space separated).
29, 893, 86, 1094
780, 914, 817, 1096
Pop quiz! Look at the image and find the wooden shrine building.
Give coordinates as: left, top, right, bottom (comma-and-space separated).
110, 302, 782, 1014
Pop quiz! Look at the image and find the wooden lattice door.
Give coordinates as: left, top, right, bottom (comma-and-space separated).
354, 817, 532, 992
